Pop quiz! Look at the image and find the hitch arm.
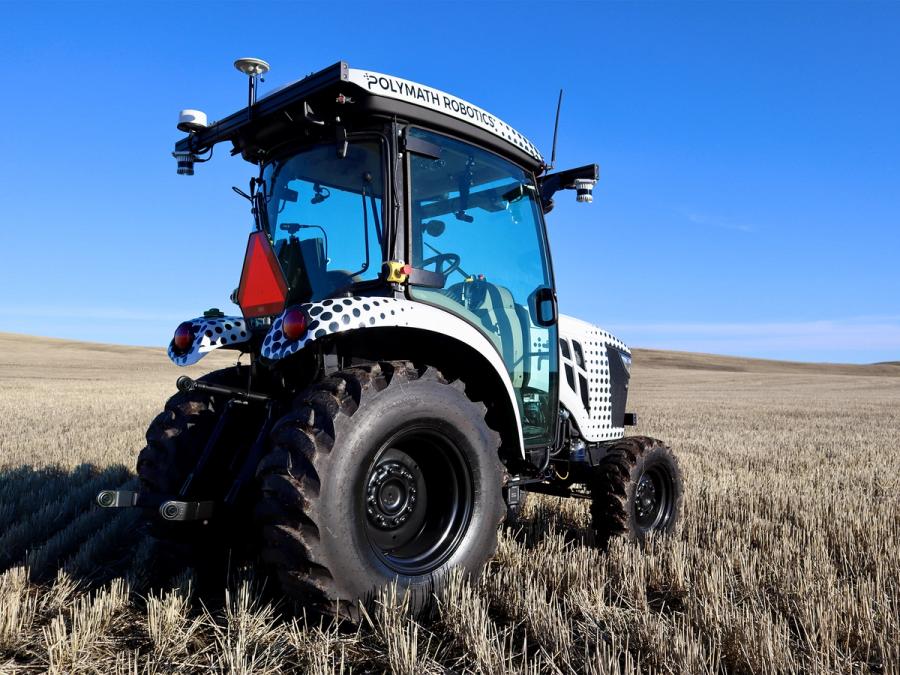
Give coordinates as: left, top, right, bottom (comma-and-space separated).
224, 401, 279, 505
96, 490, 139, 508
176, 376, 271, 403
96, 490, 215, 522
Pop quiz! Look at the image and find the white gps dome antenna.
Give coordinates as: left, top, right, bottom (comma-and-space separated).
234, 57, 270, 108
177, 109, 208, 133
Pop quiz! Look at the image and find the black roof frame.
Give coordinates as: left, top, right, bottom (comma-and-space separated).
175, 62, 350, 155
174, 61, 544, 173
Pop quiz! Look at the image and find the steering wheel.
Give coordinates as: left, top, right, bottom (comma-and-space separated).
420, 252, 462, 279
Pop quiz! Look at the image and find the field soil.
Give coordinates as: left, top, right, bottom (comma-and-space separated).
0, 332, 898, 673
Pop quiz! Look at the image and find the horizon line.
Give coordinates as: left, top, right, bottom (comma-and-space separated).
2, 329, 896, 370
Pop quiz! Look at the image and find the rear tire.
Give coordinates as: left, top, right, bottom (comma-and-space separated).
136, 366, 249, 578
254, 361, 505, 620
589, 436, 683, 547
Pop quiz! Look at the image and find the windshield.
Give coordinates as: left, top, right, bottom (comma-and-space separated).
263, 141, 384, 303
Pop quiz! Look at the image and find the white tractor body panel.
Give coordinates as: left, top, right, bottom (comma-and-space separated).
557, 314, 630, 443
261, 297, 526, 456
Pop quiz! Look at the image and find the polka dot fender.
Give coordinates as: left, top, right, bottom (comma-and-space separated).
261, 296, 416, 361
167, 315, 252, 366
261, 295, 527, 457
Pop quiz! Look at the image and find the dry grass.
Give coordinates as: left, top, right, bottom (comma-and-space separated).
0, 331, 898, 673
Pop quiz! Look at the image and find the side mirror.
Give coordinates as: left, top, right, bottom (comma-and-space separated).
530, 287, 558, 327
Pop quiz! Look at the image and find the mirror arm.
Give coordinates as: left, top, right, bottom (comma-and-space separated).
302, 101, 326, 126
539, 163, 599, 213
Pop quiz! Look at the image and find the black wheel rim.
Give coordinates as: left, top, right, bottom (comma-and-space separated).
634, 464, 675, 532
363, 426, 473, 576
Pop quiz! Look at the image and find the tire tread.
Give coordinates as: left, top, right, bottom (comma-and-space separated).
255, 360, 503, 619
589, 436, 683, 547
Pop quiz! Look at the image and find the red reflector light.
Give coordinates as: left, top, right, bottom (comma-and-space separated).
282, 307, 309, 341
237, 231, 288, 318
172, 322, 194, 353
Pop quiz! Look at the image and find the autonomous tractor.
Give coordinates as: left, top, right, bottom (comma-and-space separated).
98, 58, 683, 618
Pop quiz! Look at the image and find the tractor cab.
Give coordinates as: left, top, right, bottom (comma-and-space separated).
172, 60, 597, 452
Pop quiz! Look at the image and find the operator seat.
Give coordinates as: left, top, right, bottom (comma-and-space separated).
277, 236, 357, 300
419, 280, 528, 388
469, 282, 526, 388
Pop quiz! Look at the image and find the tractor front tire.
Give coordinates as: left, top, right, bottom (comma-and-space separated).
589, 436, 683, 548
255, 361, 505, 620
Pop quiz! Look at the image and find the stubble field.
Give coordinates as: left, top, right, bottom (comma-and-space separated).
0, 332, 898, 673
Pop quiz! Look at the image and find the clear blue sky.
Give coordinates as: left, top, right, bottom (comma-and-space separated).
1, 1, 898, 363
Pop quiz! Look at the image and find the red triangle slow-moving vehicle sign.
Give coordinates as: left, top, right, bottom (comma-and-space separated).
237, 231, 288, 318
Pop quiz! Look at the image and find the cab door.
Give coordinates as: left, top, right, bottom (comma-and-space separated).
406, 128, 559, 447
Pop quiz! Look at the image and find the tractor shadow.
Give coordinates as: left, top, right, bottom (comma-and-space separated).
1, 465, 600, 624
0, 463, 147, 588
0, 463, 283, 614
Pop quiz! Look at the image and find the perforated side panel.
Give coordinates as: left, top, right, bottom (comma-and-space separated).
557, 315, 629, 443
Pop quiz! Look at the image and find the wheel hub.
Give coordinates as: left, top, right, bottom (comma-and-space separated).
633, 464, 675, 532
361, 428, 473, 576
635, 475, 658, 519
366, 461, 418, 530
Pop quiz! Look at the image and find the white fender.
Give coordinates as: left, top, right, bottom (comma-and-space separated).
168, 315, 251, 366
263, 296, 525, 456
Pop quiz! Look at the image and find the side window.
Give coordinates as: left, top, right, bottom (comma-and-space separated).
265, 142, 384, 303
408, 128, 558, 445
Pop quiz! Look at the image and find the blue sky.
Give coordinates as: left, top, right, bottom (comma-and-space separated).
0, 1, 898, 363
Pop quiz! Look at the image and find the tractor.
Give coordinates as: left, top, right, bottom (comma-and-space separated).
97, 58, 683, 618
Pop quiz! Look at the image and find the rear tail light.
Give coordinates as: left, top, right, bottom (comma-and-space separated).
172, 322, 194, 353
282, 307, 309, 341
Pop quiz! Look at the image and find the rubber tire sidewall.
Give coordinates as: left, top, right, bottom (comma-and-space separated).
314, 377, 503, 602
627, 444, 683, 541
